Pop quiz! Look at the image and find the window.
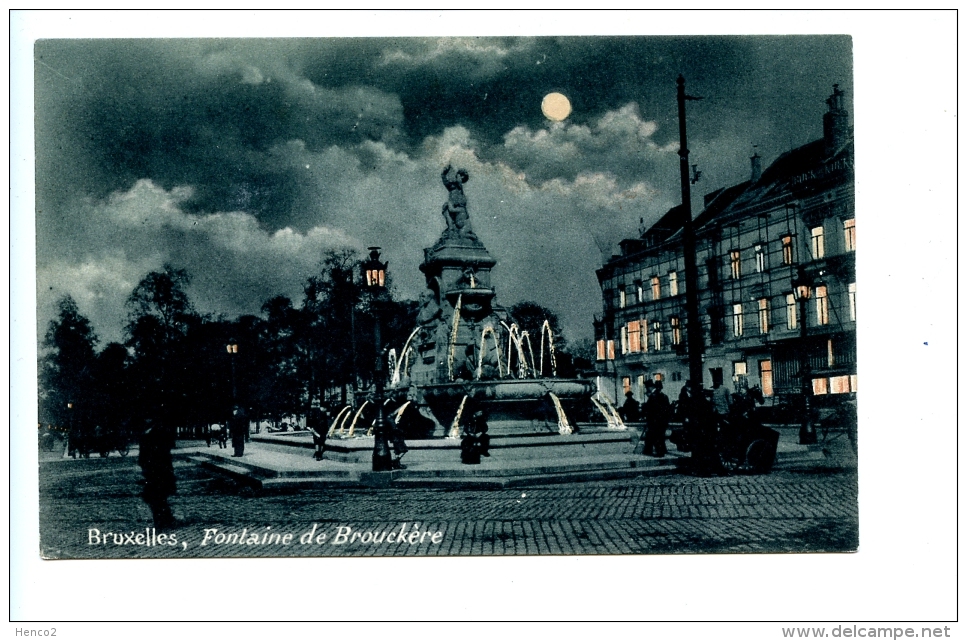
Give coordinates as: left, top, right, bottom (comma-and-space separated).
620, 325, 629, 354
758, 298, 769, 334
786, 294, 797, 330
596, 340, 606, 361
651, 276, 661, 300
816, 285, 829, 325
652, 321, 662, 351
641, 318, 649, 352
733, 361, 747, 379
653, 373, 664, 383
812, 378, 829, 395
636, 281, 643, 304
830, 375, 853, 394
710, 307, 725, 344
670, 316, 682, 345
671, 371, 683, 382
627, 320, 641, 353
755, 244, 765, 273
732, 303, 744, 337
619, 290, 626, 308
606, 340, 615, 360
622, 377, 631, 395
811, 226, 825, 259
669, 271, 678, 296
759, 360, 773, 396
730, 250, 741, 279
849, 282, 856, 321
781, 235, 793, 265
844, 218, 856, 252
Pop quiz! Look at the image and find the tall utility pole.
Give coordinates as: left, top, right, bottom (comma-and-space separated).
677, 75, 705, 391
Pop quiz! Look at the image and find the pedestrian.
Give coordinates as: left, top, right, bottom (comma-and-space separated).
308, 406, 328, 461
230, 406, 246, 457
620, 390, 641, 423
643, 380, 671, 457
712, 379, 732, 422
138, 417, 176, 529
460, 408, 490, 464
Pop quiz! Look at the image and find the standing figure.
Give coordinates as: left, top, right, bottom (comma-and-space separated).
441, 164, 476, 239
643, 381, 671, 457
230, 406, 246, 457
138, 417, 176, 529
712, 379, 732, 423
620, 390, 641, 423
308, 406, 329, 461
460, 408, 490, 465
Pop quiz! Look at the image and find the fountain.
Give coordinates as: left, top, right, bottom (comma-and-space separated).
387, 164, 596, 436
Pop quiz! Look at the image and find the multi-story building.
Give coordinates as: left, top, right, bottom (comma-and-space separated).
595, 86, 855, 407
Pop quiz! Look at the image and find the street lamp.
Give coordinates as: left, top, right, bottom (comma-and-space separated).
226, 341, 239, 405
361, 247, 393, 472
792, 267, 817, 444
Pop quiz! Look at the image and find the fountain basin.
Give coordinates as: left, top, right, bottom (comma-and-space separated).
416, 378, 596, 432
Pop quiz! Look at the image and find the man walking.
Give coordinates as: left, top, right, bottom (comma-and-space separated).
138, 416, 176, 529
643, 381, 671, 457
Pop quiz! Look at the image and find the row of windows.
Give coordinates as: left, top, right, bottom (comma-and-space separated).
601, 282, 856, 358
618, 271, 679, 307
729, 218, 855, 280
611, 218, 855, 306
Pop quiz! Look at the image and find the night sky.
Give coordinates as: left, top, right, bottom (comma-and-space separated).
34, 35, 852, 346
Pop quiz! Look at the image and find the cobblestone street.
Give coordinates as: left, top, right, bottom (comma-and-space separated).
39, 442, 858, 558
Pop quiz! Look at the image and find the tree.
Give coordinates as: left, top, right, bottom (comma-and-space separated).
39, 296, 98, 427
124, 264, 198, 426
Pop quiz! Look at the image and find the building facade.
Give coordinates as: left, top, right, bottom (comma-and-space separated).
595, 86, 855, 407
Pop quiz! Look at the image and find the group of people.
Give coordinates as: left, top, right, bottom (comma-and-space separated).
621, 380, 673, 458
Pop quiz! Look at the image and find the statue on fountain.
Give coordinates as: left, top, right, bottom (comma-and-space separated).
441, 164, 477, 240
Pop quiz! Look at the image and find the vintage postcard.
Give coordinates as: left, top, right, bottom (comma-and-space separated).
31, 32, 863, 562
13, 9, 958, 626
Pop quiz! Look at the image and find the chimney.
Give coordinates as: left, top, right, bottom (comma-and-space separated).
823, 84, 849, 155
750, 148, 762, 183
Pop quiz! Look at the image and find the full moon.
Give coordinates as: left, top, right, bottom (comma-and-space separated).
541, 92, 572, 121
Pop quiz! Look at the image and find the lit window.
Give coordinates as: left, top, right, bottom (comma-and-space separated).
622, 377, 631, 394
670, 316, 681, 345
758, 298, 769, 334
636, 282, 644, 304
759, 360, 773, 396
828, 339, 835, 367
596, 340, 606, 361
651, 276, 661, 300
816, 285, 829, 325
844, 219, 856, 252
653, 373, 663, 382
627, 320, 641, 353
755, 244, 765, 273
732, 303, 743, 337
730, 250, 741, 279
811, 226, 825, 259
830, 375, 852, 394
812, 378, 829, 395
786, 294, 797, 330
652, 321, 662, 351
849, 282, 856, 321
620, 325, 629, 354
669, 271, 678, 296
850, 374, 858, 392
606, 340, 615, 360
734, 361, 747, 378
619, 290, 626, 308
781, 235, 793, 265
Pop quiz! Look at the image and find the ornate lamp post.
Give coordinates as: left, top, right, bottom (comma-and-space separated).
361, 247, 393, 472
226, 341, 239, 406
792, 267, 817, 444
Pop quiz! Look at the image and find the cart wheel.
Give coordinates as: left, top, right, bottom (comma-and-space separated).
118, 444, 130, 457
745, 439, 776, 473
718, 448, 741, 473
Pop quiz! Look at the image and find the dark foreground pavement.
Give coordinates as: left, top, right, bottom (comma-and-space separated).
38, 438, 857, 558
